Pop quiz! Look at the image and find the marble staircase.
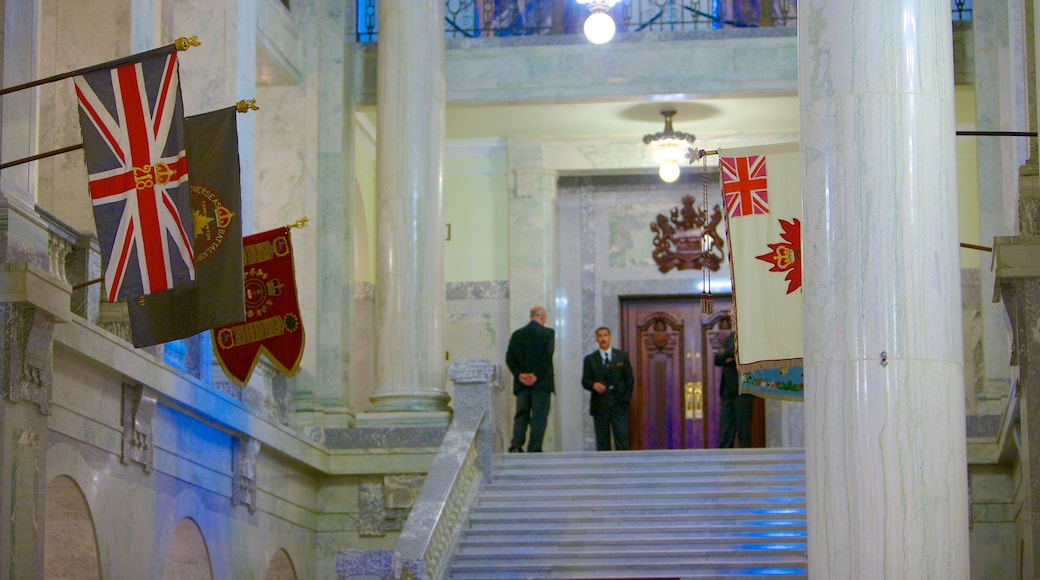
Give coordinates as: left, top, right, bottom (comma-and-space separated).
445, 448, 808, 579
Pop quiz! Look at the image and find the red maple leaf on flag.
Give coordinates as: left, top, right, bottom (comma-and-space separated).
755, 218, 802, 294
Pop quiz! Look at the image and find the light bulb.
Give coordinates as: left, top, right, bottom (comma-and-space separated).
659, 161, 680, 183
583, 11, 616, 44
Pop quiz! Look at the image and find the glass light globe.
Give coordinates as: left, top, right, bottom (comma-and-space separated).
584, 11, 616, 45
659, 161, 680, 183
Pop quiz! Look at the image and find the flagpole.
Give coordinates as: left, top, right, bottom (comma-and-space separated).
690, 149, 994, 255
0, 143, 82, 170
0, 37, 198, 97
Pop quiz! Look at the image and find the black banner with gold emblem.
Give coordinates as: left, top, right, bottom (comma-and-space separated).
127, 106, 245, 347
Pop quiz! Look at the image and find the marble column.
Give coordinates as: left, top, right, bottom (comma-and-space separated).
313, 1, 354, 418
506, 138, 558, 448
992, 1, 1040, 575
973, 0, 1023, 411
368, 0, 450, 415
799, 1, 969, 577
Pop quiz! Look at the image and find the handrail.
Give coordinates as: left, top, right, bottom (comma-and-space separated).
395, 359, 496, 580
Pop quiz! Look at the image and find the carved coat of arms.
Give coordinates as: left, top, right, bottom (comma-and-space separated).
650, 196, 725, 273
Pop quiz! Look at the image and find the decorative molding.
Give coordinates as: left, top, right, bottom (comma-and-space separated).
445, 281, 509, 301
650, 196, 724, 273
1, 303, 54, 414
232, 436, 261, 511
120, 383, 157, 471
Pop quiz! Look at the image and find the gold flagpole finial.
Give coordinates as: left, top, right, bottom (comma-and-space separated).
236, 99, 260, 113
289, 216, 310, 230
175, 36, 201, 51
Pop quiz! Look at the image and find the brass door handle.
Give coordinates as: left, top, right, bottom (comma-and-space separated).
685, 381, 703, 420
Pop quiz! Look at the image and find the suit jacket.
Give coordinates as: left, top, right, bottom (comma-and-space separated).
581, 348, 635, 416
714, 332, 740, 397
505, 320, 555, 395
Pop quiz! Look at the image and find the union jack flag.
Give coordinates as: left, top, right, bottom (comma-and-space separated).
75, 50, 194, 303
720, 155, 770, 218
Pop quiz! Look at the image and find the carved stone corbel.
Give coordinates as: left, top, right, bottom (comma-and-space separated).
232, 436, 261, 511
1, 303, 54, 414
120, 383, 157, 471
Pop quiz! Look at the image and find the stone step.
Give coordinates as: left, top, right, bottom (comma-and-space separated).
495, 448, 805, 462
457, 537, 806, 554
468, 505, 807, 522
446, 449, 808, 580
491, 467, 805, 482
448, 554, 808, 578
480, 483, 806, 499
464, 519, 807, 534
494, 451, 805, 470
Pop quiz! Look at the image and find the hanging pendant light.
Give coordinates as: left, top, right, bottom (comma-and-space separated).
577, 0, 620, 44
643, 109, 696, 183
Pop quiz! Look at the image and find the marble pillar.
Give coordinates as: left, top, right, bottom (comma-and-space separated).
991, 1, 1040, 575
506, 138, 558, 449
368, 0, 450, 415
973, 0, 1021, 410
314, 0, 354, 418
799, 1, 970, 577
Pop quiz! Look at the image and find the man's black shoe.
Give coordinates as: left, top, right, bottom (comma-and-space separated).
508, 447, 523, 453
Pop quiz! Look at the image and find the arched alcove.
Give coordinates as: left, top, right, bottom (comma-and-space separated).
264, 548, 298, 580
44, 475, 101, 579
161, 518, 213, 580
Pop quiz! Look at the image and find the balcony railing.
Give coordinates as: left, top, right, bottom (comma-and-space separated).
357, 0, 972, 43
356, 0, 798, 43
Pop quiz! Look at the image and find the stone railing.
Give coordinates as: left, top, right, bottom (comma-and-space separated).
336, 359, 495, 580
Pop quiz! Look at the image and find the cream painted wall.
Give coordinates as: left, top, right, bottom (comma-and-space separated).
444, 150, 509, 282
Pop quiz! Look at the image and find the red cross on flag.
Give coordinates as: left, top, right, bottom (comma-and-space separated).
721, 154, 770, 217
74, 48, 194, 303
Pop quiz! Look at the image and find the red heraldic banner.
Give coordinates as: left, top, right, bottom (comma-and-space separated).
212, 227, 305, 386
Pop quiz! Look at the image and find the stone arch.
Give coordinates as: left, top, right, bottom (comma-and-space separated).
44, 475, 101, 579
161, 518, 213, 580
264, 548, 298, 580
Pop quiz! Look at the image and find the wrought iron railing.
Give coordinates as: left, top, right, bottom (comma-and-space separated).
356, 0, 798, 43
952, 0, 972, 21
356, 0, 973, 42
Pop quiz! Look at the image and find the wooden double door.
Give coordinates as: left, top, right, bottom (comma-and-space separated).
620, 296, 764, 450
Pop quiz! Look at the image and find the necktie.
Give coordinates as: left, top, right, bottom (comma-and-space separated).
603, 353, 610, 365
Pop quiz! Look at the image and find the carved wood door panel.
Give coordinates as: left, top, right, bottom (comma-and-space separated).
620, 297, 736, 450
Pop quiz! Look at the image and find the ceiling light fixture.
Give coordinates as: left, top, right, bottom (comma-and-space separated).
577, 0, 620, 44
643, 109, 696, 183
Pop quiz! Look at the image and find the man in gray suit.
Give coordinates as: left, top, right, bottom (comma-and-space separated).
582, 326, 635, 451
506, 305, 555, 452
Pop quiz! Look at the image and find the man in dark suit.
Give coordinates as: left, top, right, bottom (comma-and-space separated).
715, 330, 754, 448
581, 326, 635, 451
505, 305, 555, 453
